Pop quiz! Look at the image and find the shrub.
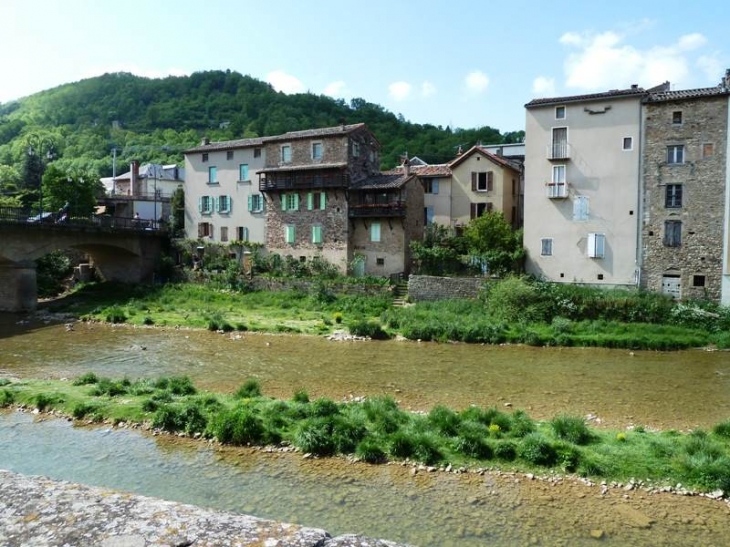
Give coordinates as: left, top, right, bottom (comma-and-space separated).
141, 398, 158, 412
510, 410, 536, 438
292, 389, 310, 404
712, 420, 730, 439
235, 379, 262, 399
0, 379, 10, 387
72, 372, 99, 386
362, 396, 406, 435
309, 397, 340, 418
0, 389, 14, 407
208, 407, 265, 445
518, 433, 558, 466
494, 441, 518, 461
143, 316, 155, 326
388, 430, 416, 459
348, 319, 390, 340
356, 438, 387, 463
72, 402, 100, 420
550, 415, 594, 445
104, 305, 127, 324
428, 405, 461, 436
331, 416, 367, 453
454, 422, 493, 459
34, 393, 63, 411
293, 416, 338, 456
554, 442, 581, 472
89, 378, 128, 397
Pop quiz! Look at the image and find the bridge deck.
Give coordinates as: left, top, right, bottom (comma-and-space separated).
0, 207, 165, 232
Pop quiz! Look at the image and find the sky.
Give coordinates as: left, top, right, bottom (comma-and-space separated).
1, 0, 727, 133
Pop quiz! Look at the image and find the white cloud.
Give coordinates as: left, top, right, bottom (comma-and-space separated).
421, 81, 436, 97
464, 70, 489, 94
388, 81, 412, 101
323, 80, 349, 98
532, 76, 556, 96
697, 54, 723, 82
559, 30, 712, 91
266, 70, 305, 94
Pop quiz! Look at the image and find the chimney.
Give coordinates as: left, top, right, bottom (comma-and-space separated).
201, 136, 210, 146
401, 153, 410, 177
131, 160, 139, 195
631, 84, 638, 90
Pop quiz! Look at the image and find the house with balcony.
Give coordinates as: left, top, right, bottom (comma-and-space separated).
640, 72, 730, 303
184, 137, 267, 243
523, 85, 651, 287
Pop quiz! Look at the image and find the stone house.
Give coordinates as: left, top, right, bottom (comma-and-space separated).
184, 137, 267, 243
640, 76, 730, 302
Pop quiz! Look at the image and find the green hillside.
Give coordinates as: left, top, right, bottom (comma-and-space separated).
0, 70, 523, 189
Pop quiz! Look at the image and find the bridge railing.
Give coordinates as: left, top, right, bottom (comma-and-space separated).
0, 207, 166, 232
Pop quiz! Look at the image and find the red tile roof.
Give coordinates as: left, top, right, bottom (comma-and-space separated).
645, 86, 730, 102
350, 172, 415, 190
448, 145, 520, 172
384, 164, 452, 177
525, 87, 647, 108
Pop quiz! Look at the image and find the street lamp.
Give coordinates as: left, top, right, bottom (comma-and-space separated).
26, 134, 55, 219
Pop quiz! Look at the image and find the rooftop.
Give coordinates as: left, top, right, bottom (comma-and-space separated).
185, 137, 265, 154
645, 85, 730, 102
525, 86, 648, 108
265, 123, 367, 142
350, 172, 414, 191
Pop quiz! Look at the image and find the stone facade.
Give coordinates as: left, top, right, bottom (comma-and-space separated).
408, 275, 484, 302
641, 92, 730, 302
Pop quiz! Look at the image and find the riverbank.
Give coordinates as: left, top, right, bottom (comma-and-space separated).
0, 469, 407, 547
42, 279, 730, 350
2, 375, 729, 497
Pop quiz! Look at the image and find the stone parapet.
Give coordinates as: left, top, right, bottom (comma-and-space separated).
408, 275, 484, 302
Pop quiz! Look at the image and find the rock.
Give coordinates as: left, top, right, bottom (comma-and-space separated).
590, 529, 605, 539
616, 505, 654, 529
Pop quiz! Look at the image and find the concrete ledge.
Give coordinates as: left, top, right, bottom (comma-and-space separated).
0, 469, 410, 547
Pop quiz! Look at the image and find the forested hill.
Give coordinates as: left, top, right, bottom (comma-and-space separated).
0, 70, 523, 183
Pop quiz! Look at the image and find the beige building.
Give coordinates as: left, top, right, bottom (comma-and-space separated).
184, 137, 267, 243
524, 87, 647, 287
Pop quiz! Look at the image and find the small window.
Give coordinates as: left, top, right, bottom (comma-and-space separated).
667, 145, 684, 164
312, 225, 323, 244
285, 225, 296, 244
664, 220, 682, 247
208, 166, 218, 184
248, 194, 264, 213
281, 145, 292, 163
587, 233, 605, 258
573, 195, 589, 221
423, 179, 439, 194
197, 222, 212, 238
220, 226, 228, 242
281, 193, 299, 211
370, 222, 381, 242
672, 111, 682, 124
202, 153, 209, 163
352, 141, 360, 157
622, 137, 633, 151
237, 226, 249, 242
555, 106, 566, 120
703, 143, 714, 158
473, 171, 493, 192
239, 164, 249, 181
665, 184, 682, 208
200, 196, 213, 214
217, 195, 231, 214
254, 148, 262, 158
541, 238, 553, 256
306, 192, 327, 210
424, 206, 434, 225
227, 150, 234, 160
693, 275, 706, 287
312, 142, 323, 160
376, 257, 385, 266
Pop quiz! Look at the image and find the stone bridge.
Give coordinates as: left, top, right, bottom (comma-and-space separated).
0, 217, 167, 312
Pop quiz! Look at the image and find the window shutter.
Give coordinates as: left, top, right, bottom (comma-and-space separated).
261, 196, 266, 212
470, 203, 477, 219
243, 227, 249, 242
320, 192, 327, 210
471, 172, 477, 191
281, 195, 287, 211
432, 180, 439, 194
248, 195, 253, 212
595, 234, 605, 258
307, 192, 313, 210
198, 197, 202, 213
226, 196, 232, 212
487, 171, 494, 192
293, 193, 300, 211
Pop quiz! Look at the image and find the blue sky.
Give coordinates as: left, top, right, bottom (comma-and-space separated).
1, 0, 727, 133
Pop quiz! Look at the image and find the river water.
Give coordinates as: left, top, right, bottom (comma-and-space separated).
1, 315, 730, 546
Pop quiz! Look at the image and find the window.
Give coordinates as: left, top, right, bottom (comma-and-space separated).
703, 143, 714, 158
664, 220, 682, 247
227, 150, 234, 160
541, 238, 553, 256
285, 225, 296, 244
423, 179, 439, 194
220, 226, 229, 242
312, 225, 323, 244
312, 142, 323, 160
239, 164, 249, 182
472, 171, 493, 192
667, 145, 684, 164
281, 145, 291, 163
237, 226, 249, 242
281, 193, 299, 211
197, 222, 212, 238
376, 258, 385, 266
573, 195, 589, 221
665, 184, 682, 208
551, 127, 568, 158
199, 196, 213, 214
208, 166, 218, 184
306, 192, 326, 210
622, 137, 633, 151
555, 106, 566, 119
254, 148, 261, 158
370, 222, 381, 242
217, 195, 231, 214
248, 194, 264, 213
352, 141, 360, 157
672, 111, 683, 124
693, 275, 706, 287
471, 202, 492, 218
587, 233, 605, 258
202, 153, 209, 163
424, 206, 434, 225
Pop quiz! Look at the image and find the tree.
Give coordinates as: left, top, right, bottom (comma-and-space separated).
410, 224, 466, 275
170, 186, 185, 236
463, 212, 525, 276
42, 164, 97, 216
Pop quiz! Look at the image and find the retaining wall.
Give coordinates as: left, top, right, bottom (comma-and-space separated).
408, 275, 484, 302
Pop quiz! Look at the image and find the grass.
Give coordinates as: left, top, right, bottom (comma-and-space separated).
3, 374, 730, 495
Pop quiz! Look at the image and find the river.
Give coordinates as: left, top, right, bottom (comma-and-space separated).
1, 315, 730, 546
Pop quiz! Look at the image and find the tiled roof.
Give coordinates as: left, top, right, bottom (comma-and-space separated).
448, 145, 520, 171
350, 172, 414, 191
265, 123, 367, 142
384, 164, 452, 177
184, 137, 265, 153
525, 87, 646, 108
257, 162, 347, 173
645, 86, 730, 102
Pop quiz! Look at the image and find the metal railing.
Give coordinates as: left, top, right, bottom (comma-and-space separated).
260, 173, 349, 192
0, 207, 166, 232
547, 142, 571, 160
546, 182, 569, 199
104, 190, 172, 201
349, 203, 407, 217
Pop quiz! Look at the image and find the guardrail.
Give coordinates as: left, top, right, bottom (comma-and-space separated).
0, 207, 166, 232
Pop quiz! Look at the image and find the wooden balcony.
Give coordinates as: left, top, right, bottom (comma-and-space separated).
546, 182, 569, 199
260, 172, 349, 192
349, 202, 406, 218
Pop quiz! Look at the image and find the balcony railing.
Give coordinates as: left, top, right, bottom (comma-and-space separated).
103, 190, 172, 201
349, 203, 406, 218
546, 182, 569, 199
547, 142, 571, 160
260, 173, 349, 192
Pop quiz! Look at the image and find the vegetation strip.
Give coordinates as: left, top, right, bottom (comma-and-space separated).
2, 375, 729, 495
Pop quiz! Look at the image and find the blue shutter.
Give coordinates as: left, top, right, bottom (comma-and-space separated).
198, 197, 202, 213
307, 192, 313, 210
320, 192, 327, 210
432, 179, 439, 194
248, 195, 253, 212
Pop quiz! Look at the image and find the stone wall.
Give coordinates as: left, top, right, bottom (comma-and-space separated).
641, 94, 728, 302
251, 277, 392, 298
0, 469, 409, 547
408, 275, 484, 302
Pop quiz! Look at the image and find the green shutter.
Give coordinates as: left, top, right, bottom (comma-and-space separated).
307, 192, 313, 210
285, 225, 295, 244
282, 194, 287, 211
320, 192, 327, 210
293, 194, 300, 211
312, 226, 322, 244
